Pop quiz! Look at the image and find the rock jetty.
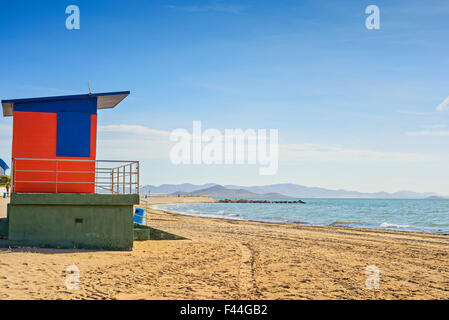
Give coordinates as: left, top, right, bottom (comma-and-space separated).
218, 199, 305, 204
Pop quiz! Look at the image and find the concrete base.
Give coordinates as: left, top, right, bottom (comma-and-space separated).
133, 223, 187, 241
6, 193, 139, 251
0, 218, 7, 237
133, 228, 151, 241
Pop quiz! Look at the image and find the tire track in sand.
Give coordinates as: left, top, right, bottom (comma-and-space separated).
238, 242, 260, 299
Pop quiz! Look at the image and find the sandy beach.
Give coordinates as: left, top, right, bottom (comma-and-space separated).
0, 198, 8, 219
0, 196, 448, 300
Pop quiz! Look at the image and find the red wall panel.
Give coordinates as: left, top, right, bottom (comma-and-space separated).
12, 111, 57, 158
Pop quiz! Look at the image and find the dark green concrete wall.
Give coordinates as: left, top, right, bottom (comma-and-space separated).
8, 193, 139, 251
0, 218, 8, 237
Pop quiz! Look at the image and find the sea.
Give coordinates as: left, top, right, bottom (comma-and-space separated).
151, 198, 449, 234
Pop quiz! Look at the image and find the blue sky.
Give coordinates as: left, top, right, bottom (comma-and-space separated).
1, 0, 449, 194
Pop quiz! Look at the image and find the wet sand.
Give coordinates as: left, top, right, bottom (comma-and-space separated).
0, 196, 448, 299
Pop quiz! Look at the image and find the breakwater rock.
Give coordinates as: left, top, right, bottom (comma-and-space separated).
218, 199, 306, 204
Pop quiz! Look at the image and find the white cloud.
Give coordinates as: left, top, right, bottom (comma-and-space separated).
98, 125, 170, 137
420, 124, 447, 129
97, 137, 172, 160
98, 124, 439, 164
436, 96, 449, 111
97, 124, 171, 160
280, 143, 437, 163
0, 124, 12, 134
406, 130, 449, 136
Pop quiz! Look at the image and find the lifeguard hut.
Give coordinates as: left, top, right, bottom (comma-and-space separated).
0, 91, 140, 250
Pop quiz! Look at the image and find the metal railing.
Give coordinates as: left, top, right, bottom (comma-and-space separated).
95, 160, 140, 194
12, 158, 139, 194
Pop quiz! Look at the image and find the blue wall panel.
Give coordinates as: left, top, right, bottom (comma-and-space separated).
56, 112, 91, 157
14, 97, 97, 115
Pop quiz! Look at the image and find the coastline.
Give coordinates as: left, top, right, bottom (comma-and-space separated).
152, 206, 449, 238
149, 198, 449, 236
0, 196, 448, 299
148, 200, 449, 245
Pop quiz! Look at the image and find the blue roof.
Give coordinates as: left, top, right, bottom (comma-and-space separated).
2, 91, 130, 117
1, 91, 130, 104
0, 158, 9, 171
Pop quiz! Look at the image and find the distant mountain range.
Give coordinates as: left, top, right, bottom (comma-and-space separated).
170, 185, 292, 199
140, 183, 447, 199
140, 183, 217, 195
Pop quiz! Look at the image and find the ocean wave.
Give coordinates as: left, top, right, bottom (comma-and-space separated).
380, 222, 410, 229
151, 200, 449, 234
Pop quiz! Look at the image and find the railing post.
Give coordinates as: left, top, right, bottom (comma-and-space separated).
116, 167, 118, 193
55, 159, 58, 193
137, 161, 140, 194
122, 166, 125, 194
95, 160, 98, 194
111, 168, 114, 194
129, 163, 131, 194
11, 158, 15, 193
